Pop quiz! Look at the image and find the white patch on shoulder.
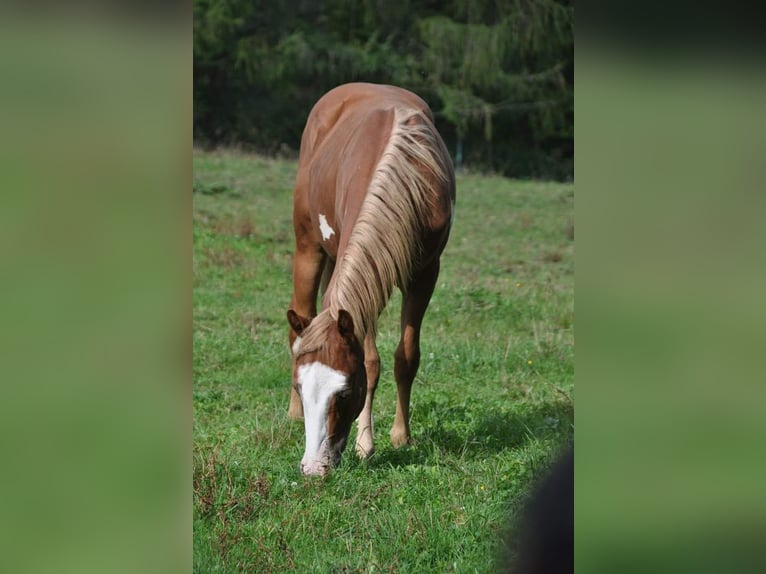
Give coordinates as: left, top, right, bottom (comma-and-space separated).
298, 362, 347, 464
318, 214, 335, 241
292, 336, 302, 355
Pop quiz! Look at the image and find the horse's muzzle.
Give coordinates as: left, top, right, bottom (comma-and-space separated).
300, 460, 331, 476
300, 446, 342, 476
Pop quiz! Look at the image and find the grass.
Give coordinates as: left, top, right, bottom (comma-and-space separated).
193, 149, 574, 573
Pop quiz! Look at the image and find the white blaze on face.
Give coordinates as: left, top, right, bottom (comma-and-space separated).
318, 214, 335, 241
297, 361, 347, 473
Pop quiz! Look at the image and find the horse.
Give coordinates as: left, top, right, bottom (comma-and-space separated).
286, 82, 455, 476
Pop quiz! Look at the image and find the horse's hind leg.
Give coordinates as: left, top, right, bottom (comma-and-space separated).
391, 258, 440, 447
288, 242, 326, 419
355, 333, 380, 458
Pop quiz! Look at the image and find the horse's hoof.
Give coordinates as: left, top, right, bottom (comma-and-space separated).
390, 429, 410, 448
355, 442, 375, 459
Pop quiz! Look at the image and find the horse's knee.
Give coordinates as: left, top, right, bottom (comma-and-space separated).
394, 342, 418, 365
364, 355, 381, 386
394, 342, 420, 383
365, 356, 381, 375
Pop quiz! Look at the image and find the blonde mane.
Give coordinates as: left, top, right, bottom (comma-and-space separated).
333, 107, 451, 340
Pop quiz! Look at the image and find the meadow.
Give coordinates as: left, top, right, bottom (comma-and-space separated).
193, 149, 574, 573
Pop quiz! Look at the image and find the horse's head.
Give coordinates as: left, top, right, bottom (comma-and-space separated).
287, 308, 367, 476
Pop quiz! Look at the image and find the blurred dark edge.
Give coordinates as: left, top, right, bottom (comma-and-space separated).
498, 445, 574, 574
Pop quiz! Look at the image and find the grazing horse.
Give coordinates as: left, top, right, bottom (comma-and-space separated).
286, 83, 455, 476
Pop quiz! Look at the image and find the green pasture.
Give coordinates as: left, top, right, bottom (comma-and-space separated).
193, 149, 574, 573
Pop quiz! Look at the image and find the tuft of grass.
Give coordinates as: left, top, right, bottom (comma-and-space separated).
193, 149, 574, 573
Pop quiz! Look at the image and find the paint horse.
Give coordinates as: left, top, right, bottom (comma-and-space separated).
287, 83, 455, 476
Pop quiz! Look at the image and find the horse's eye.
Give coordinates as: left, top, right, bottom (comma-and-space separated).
338, 388, 352, 399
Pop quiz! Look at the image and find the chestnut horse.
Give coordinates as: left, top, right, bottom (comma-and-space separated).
286, 83, 455, 476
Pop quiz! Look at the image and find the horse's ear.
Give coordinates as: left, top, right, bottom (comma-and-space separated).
287, 309, 311, 335
336, 309, 355, 340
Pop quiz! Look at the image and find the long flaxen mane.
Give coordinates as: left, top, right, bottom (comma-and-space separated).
298, 106, 452, 354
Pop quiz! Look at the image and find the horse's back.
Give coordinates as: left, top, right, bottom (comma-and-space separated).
303, 83, 433, 153
294, 83, 453, 262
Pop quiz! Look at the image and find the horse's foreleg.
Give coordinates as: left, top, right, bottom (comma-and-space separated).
355, 334, 380, 458
288, 243, 325, 419
391, 259, 440, 447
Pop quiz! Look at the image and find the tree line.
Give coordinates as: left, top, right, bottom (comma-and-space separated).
194, 0, 573, 180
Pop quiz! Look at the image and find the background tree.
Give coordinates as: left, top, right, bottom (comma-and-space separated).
193, 0, 573, 179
